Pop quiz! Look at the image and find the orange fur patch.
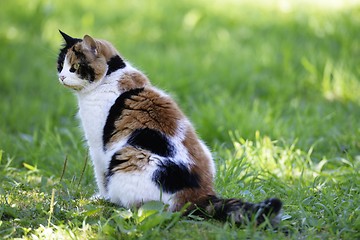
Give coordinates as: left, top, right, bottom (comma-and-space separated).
110, 146, 151, 173
118, 72, 150, 92
94, 39, 120, 60
173, 126, 216, 210
107, 87, 184, 145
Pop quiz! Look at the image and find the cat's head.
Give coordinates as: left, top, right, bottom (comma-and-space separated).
57, 30, 122, 91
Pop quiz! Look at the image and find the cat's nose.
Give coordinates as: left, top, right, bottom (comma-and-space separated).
59, 75, 66, 81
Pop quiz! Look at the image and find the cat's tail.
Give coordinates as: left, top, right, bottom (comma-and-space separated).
189, 195, 282, 226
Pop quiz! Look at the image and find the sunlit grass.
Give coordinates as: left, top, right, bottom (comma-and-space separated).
1, 0, 360, 239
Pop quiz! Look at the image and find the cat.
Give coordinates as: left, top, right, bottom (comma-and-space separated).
57, 30, 282, 226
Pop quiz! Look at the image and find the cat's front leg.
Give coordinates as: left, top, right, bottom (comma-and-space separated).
91, 171, 108, 200
94, 168, 108, 198
90, 154, 109, 199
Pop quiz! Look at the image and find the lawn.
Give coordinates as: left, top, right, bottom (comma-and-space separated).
1, 0, 360, 239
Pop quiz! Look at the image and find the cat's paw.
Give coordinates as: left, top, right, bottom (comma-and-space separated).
90, 193, 109, 201
253, 198, 283, 226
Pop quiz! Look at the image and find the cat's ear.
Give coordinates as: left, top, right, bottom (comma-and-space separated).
59, 30, 79, 46
83, 35, 97, 55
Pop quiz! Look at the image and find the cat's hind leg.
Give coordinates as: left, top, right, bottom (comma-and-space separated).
105, 146, 173, 208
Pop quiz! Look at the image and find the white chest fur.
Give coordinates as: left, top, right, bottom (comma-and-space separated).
75, 72, 125, 196
77, 80, 120, 151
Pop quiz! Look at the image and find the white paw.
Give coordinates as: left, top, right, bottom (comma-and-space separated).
90, 193, 108, 201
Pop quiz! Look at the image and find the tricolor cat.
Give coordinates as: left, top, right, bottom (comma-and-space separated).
57, 30, 282, 225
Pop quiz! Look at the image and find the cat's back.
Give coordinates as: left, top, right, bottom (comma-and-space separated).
103, 71, 186, 149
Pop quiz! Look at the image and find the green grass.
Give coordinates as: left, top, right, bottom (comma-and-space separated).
1, 0, 360, 239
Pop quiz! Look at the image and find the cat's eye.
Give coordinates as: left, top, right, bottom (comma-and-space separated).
70, 63, 80, 73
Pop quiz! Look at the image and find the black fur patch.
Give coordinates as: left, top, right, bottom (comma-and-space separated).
106, 154, 128, 177
108, 154, 128, 173
71, 49, 96, 82
57, 43, 80, 73
192, 196, 282, 225
253, 198, 282, 224
152, 161, 200, 194
57, 48, 67, 72
192, 196, 251, 221
106, 55, 126, 75
78, 62, 96, 82
57, 32, 81, 73
128, 128, 175, 157
103, 88, 144, 147
105, 153, 128, 188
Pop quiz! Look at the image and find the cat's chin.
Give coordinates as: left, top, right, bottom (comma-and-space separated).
59, 81, 83, 91
68, 85, 83, 91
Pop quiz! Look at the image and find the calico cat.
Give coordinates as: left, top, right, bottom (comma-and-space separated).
57, 30, 282, 226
